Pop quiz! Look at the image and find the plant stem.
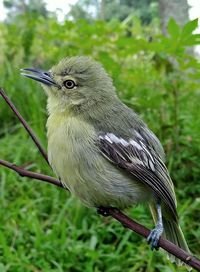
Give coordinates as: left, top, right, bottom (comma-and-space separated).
0, 88, 49, 164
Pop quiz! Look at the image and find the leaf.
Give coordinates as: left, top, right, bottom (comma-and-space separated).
167, 18, 180, 39
181, 19, 198, 38
182, 34, 200, 46
89, 235, 98, 250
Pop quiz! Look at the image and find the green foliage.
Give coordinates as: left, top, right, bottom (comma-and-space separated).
3, 0, 49, 22
0, 13, 200, 271
67, 0, 158, 23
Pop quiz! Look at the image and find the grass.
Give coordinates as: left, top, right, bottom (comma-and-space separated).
0, 82, 198, 272
0, 16, 200, 270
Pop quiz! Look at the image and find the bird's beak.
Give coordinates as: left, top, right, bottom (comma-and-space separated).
20, 68, 57, 86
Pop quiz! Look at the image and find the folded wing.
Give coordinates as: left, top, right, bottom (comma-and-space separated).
98, 131, 178, 221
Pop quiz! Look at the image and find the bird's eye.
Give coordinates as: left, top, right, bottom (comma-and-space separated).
63, 80, 76, 89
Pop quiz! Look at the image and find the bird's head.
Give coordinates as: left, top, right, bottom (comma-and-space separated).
21, 56, 117, 114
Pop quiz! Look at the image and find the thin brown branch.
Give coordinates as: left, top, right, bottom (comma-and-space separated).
0, 88, 49, 164
0, 159, 61, 187
0, 88, 200, 271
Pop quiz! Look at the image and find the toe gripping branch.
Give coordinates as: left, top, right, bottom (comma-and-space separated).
97, 206, 111, 217
147, 198, 164, 250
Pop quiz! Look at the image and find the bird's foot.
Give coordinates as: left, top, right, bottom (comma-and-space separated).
97, 206, 110, 217
147, 223, 163, 250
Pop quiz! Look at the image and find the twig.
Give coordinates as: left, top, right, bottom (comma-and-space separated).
0, 159, 61, 187
0, 88, 200, 271
0, 88, 49, 164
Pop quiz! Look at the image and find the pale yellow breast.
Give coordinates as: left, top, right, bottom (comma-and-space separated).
46, 111, 97, 191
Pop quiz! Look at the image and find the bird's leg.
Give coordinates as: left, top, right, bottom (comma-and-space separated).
97, 206, 111, 217
147, 198, 163, 250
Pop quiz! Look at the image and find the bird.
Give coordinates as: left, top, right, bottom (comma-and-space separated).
21, 56, 190, 266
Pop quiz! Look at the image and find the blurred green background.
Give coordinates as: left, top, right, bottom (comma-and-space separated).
0, 0, 200, 271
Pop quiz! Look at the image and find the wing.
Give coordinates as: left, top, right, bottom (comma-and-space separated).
98, 130, 178, 221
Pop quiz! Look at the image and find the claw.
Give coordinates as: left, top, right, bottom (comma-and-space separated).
147, 224, 163, 250
97, 206, 110, 217
147, 198, 164, 250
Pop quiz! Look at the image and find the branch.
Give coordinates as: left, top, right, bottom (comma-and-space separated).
0, 159, 61, 188
0, 88, 49, 164
0, 88, 200, 271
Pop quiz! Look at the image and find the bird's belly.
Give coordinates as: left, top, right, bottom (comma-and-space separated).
47, 117, 152, 209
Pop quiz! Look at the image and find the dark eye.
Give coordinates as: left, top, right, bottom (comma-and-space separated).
63, 80, 76, 89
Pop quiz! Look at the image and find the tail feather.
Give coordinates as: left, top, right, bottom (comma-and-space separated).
163, 217, 190, 266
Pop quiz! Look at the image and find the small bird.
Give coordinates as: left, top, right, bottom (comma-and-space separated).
21, 56, 190, 265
